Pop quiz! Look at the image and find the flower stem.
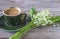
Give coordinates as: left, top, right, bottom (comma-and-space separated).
9, 21, 36, 39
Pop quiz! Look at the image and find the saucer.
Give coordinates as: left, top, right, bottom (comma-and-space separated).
0, 15, 31, 32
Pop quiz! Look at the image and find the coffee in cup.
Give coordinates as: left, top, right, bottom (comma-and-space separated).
3, 7, 21, 16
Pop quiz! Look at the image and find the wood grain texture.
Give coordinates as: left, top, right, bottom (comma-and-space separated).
0, 0, 60, 39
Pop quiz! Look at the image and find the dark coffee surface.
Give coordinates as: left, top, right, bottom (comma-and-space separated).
4, 7, 19, 16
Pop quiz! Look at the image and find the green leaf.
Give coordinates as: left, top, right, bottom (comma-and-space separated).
30, 7, 37, 18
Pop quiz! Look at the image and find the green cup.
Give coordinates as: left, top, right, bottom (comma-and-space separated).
2, 7, 26, 28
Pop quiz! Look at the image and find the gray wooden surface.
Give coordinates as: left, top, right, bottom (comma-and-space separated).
0, 0, 60, 39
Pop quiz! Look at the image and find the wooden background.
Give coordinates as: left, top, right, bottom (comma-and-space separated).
0, 0, 60, 39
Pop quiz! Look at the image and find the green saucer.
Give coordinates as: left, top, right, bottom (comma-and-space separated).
0, 16, 31, 32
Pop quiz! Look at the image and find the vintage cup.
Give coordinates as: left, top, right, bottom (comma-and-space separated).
2, 7, 26, 27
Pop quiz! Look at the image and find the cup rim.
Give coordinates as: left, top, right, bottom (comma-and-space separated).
3, 7, 21, 16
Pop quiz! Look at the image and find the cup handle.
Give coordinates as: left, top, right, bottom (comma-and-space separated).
20, 13, 27, 21
0, 11, 3, 17
23, 13, 26, 19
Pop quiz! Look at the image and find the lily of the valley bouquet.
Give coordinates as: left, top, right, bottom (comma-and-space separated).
9, 8, 60, 39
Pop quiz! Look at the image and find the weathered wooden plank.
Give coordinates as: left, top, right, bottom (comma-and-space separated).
0, 28, 13, 38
